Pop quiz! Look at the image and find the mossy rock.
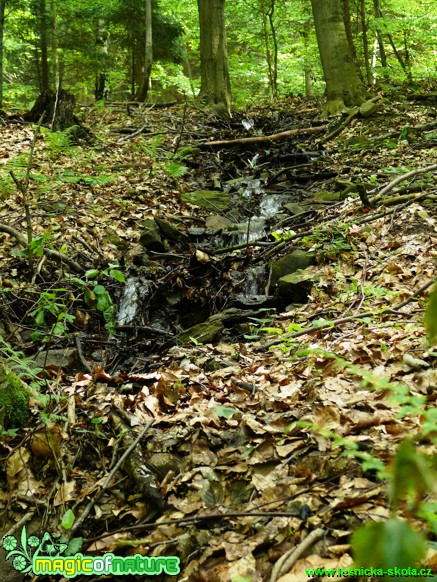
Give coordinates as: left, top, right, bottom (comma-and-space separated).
205, 215, 233, 230
276, 271, 318, 303
0, 362, 31, 429
181, 190, 231, 211
139, 218, 165, 252
178, 317, 225, 344
312, 191, 344, 202
155, 218, 189, 243
271, 250, 315, 286
104, 233, 129, 251
359, 100, 379, 118
283, 203, 306, 215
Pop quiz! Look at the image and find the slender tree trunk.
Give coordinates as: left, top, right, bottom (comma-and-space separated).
260, 0, 278, 99
50, 0, 60, 90
95, 18, 109, 101
310, 0, 367, 118
135, 0, 152, 102
197, 0, 231, 115
373, 0, 388, 78
0, 0, 6, 107
359, 0, 372, 85
342, 0, 355, 59
267, 0, 278, 98
39, 0, 50, 91
304, 65, 313, 98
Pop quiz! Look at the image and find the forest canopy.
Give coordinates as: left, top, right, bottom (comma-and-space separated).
0, 0, 435, 108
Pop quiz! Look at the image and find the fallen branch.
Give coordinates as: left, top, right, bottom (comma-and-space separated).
270, 528, 326, 582
370, 163, 437, 203
68, 419, 156, 538
261, 278, 435, 349
318, 107, 360, 144
0, 223, 85, 273
199, 125, 327, 148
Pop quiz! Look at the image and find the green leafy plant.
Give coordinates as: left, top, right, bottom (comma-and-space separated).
56, 169, 113, 186
244, 311, 275, 339
30, 288, 76, 340
292, 348, 435, 572
69, 265, 124, 334
42, 128, 76, 157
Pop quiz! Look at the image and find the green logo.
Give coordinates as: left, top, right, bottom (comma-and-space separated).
2, 526, 180, 577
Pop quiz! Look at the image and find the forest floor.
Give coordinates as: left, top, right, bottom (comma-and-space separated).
0, 90, 436, 582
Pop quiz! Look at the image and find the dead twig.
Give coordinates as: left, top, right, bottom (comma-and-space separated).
318, 107, 360, 145
270, 528, 326, 582
262, 277, 435, 349
370, 163, 437, 204
67, 420, 155, 538
199, 125, 327, 148
0, 223, 85, 273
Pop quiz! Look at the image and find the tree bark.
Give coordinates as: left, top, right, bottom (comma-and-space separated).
310, 0, 367, 118
38, 0, 50, 91
197, 0, 232, 115
0, 0, 5, 107
359, 0, 372, 85
135, 0, 152, 102
95, 18, 109, 101
372, 0, 388, 78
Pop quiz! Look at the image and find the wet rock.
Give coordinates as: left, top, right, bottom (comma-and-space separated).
139, 218, 165, 252
222, 218, 266, 245
178, 308, 260, 344
312, 190, 344, 202
187, 227, 206, 238
284, 203, 306, 215
155, 218, 189, 243
181, 190, 231, 210
33, 347, 78, 371
271, 250, 315, 286
205, 215, 233, 230
231, 294, 276, 309
276, 271, 318, 303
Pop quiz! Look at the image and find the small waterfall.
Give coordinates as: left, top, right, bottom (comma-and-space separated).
259, 194, 291, 217
243, 265, 269, 296
117, 276, 149, 325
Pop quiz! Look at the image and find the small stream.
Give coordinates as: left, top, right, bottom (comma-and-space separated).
116, 181, 298, 328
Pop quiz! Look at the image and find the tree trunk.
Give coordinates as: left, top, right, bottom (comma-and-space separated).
359, 0, 372, 85
39, 0, 50, 91
310, 0, 367, 118
135, 0, 152, 102
50, 0, 60, 90
260, 0, 278, 99
24, 89, 94, 143
197, 0, 232, 115
342, 0, 355, 59
373, 0, 388, 79
0, 0, 5, 108
95, 18, 109, 101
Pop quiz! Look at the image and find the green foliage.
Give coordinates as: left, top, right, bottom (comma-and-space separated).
163, 161, 189, 178
30, 288, 76, 340
56, 169, 113, 187
42, 128, 76, 157
1, 0, 435, 107
291, 348, 436, 573
70, 266, 124, 334
352, 518, 426, 575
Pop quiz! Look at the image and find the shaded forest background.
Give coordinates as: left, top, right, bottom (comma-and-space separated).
0, 0, 435, 109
